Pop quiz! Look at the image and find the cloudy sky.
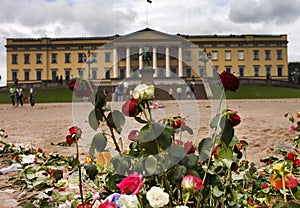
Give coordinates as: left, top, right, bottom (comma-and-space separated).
1, 0, 300, 85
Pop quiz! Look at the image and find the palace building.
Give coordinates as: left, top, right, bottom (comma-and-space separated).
5, 28, 288, 84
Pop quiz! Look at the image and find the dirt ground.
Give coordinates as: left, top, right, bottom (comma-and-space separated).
0, 99, 299, 207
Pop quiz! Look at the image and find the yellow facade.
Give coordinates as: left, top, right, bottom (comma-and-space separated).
5, 28, 288, 83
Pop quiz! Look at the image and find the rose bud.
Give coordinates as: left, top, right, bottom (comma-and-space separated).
122, 99, 139, 117
227, 109, 241, 127
128, 130, 139, 141
184, 141, 195, 154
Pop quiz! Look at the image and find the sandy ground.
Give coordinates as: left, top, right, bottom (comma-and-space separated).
0, 99, 299, 207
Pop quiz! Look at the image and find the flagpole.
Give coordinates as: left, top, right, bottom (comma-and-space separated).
146, 1, 149, 27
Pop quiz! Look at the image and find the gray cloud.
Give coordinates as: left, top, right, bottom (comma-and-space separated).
229, 0, 300, 25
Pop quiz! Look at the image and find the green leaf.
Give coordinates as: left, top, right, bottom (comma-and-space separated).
17, 202, 36, 208
135, 117, 148, 124
84, 164, 98, 180
210, 114, 220, 129
111, 156, 131, 175
220, 120, 234, 146
91, 133, 107, 152
213, 186, 223, 197
181, 154, 198, 169
108, 110, 125, 134
287, 202, 300, 208
169, 145, 186, 158
94, 90, 106, 110
88, 109, 100, 131
157, 131, 172, 150
181, 126, 193, 135
217, 145, 233, 160
170, 165, 187, 182
144, 155, 158, 175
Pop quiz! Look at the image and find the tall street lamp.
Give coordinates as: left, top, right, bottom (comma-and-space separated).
86, 50, 93, 80
199, 49, 211, 77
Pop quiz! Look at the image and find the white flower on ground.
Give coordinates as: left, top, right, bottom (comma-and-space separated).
146, 186, 169, 208
175, 206, 189, 208
119, 195, 139, 208
132, 84, 155, 100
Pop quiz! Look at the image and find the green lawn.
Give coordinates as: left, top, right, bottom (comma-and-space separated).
1, 85, 300, 104
225, 85, 300, 99
0, 88, 73, 104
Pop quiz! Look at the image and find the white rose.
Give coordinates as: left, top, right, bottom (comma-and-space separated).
119, 195, 139, 208
146, 186, 169, 208
132, 84, 155, 100
175, 206, 189, 208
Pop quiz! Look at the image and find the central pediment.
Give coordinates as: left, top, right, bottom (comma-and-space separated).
111, 28, 190, 47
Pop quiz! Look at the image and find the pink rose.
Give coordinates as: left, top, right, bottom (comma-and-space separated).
181, 174, 204, 193
128, 130, 139, 141
98, 200, 116, 208
117, 172, 143, 195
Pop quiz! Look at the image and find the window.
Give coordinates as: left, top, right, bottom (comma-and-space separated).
119, 68, 126, 79
238, 50, 244, 60
185, 66, 191, 78
277, 50, 283, 60
92, 53, 97, 62
185, 51, 191, 61
265, 65, 271, 77
171, 67, 177, 77
64, 69, 71, 81
105, 52, 111, 62
225, 51, 231, 60
211, 51, 218, 61
238, 66, 244, 77
132, 54, 138, 60
254, 66, 260, 77
277, 66, 283, 76
158, 53, 164, 60
198, 66, 206, 77
36, 53, 42, 64
253, 50, 259, 60
24, 70, 30, 81
78, 53, 86, 63
12, 70, 18, 81
51, 53, 57, 63
12, 54, 18, 64
65, 53, 71, 63
119, 49, 126, 61
225, 66, 231, 72
92, 68, 97, 80
51, 69, 57, 81
24, 54, 30, 64
78, 68, 84, 78
265, 50, 271, 60
105, 68, 110, 79
36, 70, 42, 80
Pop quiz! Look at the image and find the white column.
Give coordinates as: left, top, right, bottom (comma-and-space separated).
178, 47, 183, 77
139, 48, 143, 69
113, 48, 118, 78
126, 48, 131, 78
153, 47, 157, 77
165, 47, 170, 77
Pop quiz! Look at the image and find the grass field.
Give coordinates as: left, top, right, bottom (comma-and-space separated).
1, 85, 300, 104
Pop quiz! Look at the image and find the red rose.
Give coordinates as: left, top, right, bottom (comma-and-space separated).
66, 134, 74, 145
184, 141, 195, 154
261, 183, 268, 189
69, 78, 96, 98
219, 71, 239, 91
128, 130, 139, 141
37, 148, 43, 153
98, 200, 116, 208
227, 109, 241, 127
287, 152, 295, 160
173, 117, 186, 129
122, 99, 139, 117
69, 126, 82, 137
293, 159, 300, 167
68, 79, 76, 91
116, 172, 143, 195
77, 203, 92, 208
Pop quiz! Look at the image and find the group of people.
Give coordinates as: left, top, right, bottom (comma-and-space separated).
9, 85, 35, 107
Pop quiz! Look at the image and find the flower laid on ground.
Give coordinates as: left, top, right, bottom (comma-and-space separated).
2, 84, 300, 208
146, 186, 169, 208
68, 78, 97, 98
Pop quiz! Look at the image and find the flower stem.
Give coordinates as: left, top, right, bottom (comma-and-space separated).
282, 175, 287, 203
184, 192, 191, 206
75, 140, 85, 208
202, 90, 225, 184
